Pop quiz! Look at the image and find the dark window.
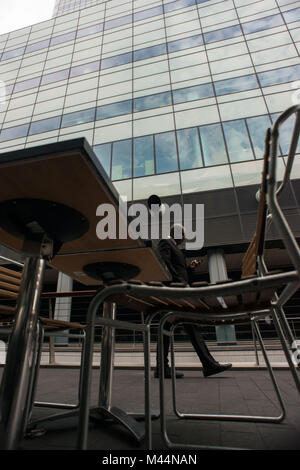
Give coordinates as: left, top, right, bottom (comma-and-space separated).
155, 131, 178, 173
242, 14, 284, 35
96, 99, 132, 120
41, 68, 69, 85
111, 139, 132, 180
134, 43, 167, 62
134, 135, 155, 177
173, 83, 214, 104
134, 91, 171, 112
29, 116, 61, 135
93, 143, 111, 176
0, 123, 29, 142
214, 74, 258, 95
70, 60, 100, 77
61, 108, 95, 128
168, 34, 203, 53
101, 52, 132, 69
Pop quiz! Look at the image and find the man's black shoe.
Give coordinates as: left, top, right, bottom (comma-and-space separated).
154, 368, 184, 379
203, 363, 232, 378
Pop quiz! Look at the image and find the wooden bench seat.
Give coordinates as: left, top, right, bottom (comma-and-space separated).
0, 266, 85, 332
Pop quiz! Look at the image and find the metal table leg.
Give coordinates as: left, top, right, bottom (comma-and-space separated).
0, 255, 46, 450
89, 302, 145, 443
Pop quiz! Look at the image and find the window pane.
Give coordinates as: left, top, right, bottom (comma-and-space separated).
134, 43, 167, 62
241, 14, 283, 35
134, 135, 155, 177
246, 115, 272, 159
101, 52, 132, 69
214, 74, 258, 95
29, 116, 61, 135
168, 34, 203, 53
223, 120, 254, 163
112, 139, 132, 180
177, 127, 202, 170
70, 60, 100, 78
134, 91, 171, 112
41, 68, 69, 85
283, 8, 300, 23
93, 143, 111, 176
77, 22, 103, 38
199, 124, 227, 166
258, 64, 300, 87
155, 131, 178, 173
2, 46, 25, 60
14, 77, 41, 93
164, 0, 196, 13
105, 14, 132, 30
50, 31, 76, 46
271, 113, 300, 155
204, 25, 242, 44
25, 39, 50, 54
97, 99, 132, 120
134, 5, 163, 21
62, 108, 95, 127
0, 123, 29, 142
173, 83, 213, 104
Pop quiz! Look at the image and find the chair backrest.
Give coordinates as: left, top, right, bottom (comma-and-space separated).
241, 128, 270, 278
0, 266, 22, 300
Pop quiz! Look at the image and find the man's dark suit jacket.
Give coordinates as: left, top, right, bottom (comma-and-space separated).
158, 238, 191, 284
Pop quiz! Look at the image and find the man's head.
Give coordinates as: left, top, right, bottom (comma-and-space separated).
170, 224, 185, 245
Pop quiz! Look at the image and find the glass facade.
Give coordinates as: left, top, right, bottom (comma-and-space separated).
0, 0, 299, 245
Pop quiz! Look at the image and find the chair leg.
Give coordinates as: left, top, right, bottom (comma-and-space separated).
26, 330, 86, 432
158, 315, 287, 450
271, 307, 300, 395
169, 319, 285, 424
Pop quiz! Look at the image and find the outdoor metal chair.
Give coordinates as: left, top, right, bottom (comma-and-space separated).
77, 104, 300, 450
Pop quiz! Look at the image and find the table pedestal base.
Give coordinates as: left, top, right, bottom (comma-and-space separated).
90, 406, 145, 443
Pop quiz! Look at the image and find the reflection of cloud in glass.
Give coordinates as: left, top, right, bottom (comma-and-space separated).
173, 83, 213, 103
223, 121, 254, 163
199, 124, 227, 166
112, 139, 132, 180
215, 74, 258, 95
204, 25, 242, 44
155, 131, 178, 174
242, 14, 283, 35
134, 92, 171, 112
246, 115, 271, 159
177, 128, 202, 170
258, 64, 300, 87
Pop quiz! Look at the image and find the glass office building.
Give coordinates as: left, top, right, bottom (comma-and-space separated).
0, 0, 300, 263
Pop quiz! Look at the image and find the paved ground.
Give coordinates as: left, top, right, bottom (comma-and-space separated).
2, 366, 299, 452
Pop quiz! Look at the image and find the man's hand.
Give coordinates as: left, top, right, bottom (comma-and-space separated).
189, 259, 202, 269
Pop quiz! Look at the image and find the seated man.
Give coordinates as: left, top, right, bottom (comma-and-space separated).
155, 224, 232, 379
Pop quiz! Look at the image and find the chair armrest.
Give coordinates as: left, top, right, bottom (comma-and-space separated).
270, 105, 300, 195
